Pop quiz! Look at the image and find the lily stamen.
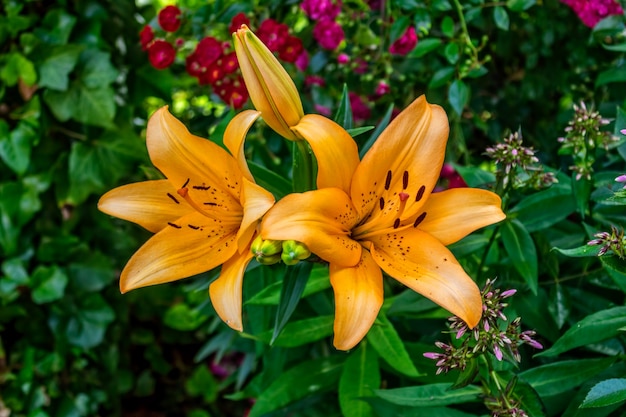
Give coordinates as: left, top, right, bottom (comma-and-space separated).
177, 187, 242, 223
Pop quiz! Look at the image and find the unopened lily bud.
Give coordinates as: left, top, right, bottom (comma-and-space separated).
256, 253, 282, 265
251, 235, 282, 256
281, 240, 311, 265
233, 25, 304, 141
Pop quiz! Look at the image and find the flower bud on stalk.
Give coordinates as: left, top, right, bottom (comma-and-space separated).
233, 25, 304, 141
281, 240, 311, 265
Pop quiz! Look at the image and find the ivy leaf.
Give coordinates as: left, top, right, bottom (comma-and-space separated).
37, 45, 83, 90
78, 49, 119, 88
493, 6, 510, 30
0, 120, 35, 175
448, 79, 469, 116
31, 265, 68, 304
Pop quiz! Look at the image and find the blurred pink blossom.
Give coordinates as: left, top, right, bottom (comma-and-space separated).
313, 19, 345, 50
349, 92, 370, 122
560, 0, 623, 27
314, 104, 332, 116
301, 0, 342, 21
337, 53, 350, 64
389, 26, 418, 55
295, 50, 309, 71
375, 80, 390, 96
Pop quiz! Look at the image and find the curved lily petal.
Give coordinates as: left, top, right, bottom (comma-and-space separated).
260, 188, 362, 267
234, 25, 303, 141
369, 228, 482, 328
120, 211, 239, 293
237, 178, 275, 253
224, 110, 261, 183
209, 250, 254, 331
419, 188, 505, 245
351, 96, 448, 223
330, 250, 383, 350
98, 180, 193, 233
147, 106, 242, 208
291, 114, 360, 194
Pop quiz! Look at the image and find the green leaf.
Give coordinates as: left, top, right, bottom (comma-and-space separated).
367, 313, 421, 377
601, 256, 626, 292
501, 219, 538, 294
339, 342, 380, 417
449, 233, 489, 258
429, 67, 455, 89
334, 84, 354, 130
65, 293, 115, 349
164, 303, 208, 331
448, 79, 469, 116
34, 8, 77, 45
390, 16, 410, 43
443, 42, 459, 64
346, 126, 375, 137
409, 38, 442, 58
246, 265, 330, 305
67, 252, 115, 293
509, 184, 575, 232
553, 244, 601, 258
31, 265, 68, 304
520, 358, 615, 397
271, 262, 313, 344
493, 6, 510, 30
441, 16, 455, 38
0, 52, 37, 86
360, 103, 394, 158
538, 306, 626, 357
74, 85, 116, 127
572, 174, 592, 218
37, 45, 83, 90
43, 87, 78, 121
366, 400, 477, 417
453, 164, 496, 187
248, 160, 291, 200
374, 383, 481, 407
0, 120, 35, 175
595, 64, 626, 87
254, 315, 334, 347
581, 379, 626, 408
185, 365, 219, 403
78, 49, 119, 88
506, 0, 536, 11
248, 355, 344, 417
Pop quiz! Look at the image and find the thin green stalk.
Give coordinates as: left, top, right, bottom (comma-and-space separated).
292, 139, 315, 192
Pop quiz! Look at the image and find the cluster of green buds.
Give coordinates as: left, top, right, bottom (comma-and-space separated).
485, 130, 556, 193
557, 101, 617, 180
251, 235, 311, 266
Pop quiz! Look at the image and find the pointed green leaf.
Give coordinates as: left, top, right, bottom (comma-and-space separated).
0, 121, 35, 175
246, 265, 329, 305
493, 6, 510, 30
339, 342, 380, 417
553, 244, 602, 258
334, 84, 354, 130
248, 355, 344, 417
601, 256, 626, 293
248, 160, 291, 200
31, 265, 68, 304
367, 313, 422, 377
538, 306, 626, 357
509, 183, 575, 232
448, 79, 469, 116
501, 219, 538, 294
271, 262, 313, 344
253, 315, 334, 347
374, 383, 481, 407
409, 38, 442, 58
38, 45, 83, 90
581, 379, 626, 408
360, 103, 394, 158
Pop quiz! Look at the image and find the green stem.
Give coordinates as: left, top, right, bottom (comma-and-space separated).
452, 0, 477, 57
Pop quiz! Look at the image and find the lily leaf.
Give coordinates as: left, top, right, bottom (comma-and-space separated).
339, 341, 380, 417
271, 261, 313, 344
334, 83, 353, 130
367, 312, 422, 377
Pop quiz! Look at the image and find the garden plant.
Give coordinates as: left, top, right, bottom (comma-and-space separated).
1, 0, 626, 416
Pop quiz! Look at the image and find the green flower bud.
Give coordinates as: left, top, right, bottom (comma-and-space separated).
281, 240, 311, 265
251, 235, 282, 256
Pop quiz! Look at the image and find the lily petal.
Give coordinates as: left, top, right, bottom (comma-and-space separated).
291, 114, 360, 194
237, 178, 275, 253
419, 188, 506, 245
224, 110, 261, 183
234, 25, 303, 141
260, 188, 362, 267
98, 180, 193, 233
351, 96, 448, 223
209, 250, 254, 331
147, 106, 242, 209
330, 250, 383, 350
120, 211, 239, 293
369, 228, 482, 328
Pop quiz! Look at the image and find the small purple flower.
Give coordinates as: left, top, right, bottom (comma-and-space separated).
301, 0, 342, 21
337, 53, 350, 64
375, 80, 390, 96
312, 19, 345, 50
616, 174, 626, 189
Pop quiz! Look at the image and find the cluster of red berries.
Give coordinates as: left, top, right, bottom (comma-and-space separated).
139, 7, 308, 110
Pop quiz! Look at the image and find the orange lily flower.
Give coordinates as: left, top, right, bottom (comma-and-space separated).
260, 96, 506, 350
234, 24, 304, 141
98, 107, 274, 331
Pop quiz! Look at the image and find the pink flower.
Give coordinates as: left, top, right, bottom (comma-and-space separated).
279, 36, 304, 63
313, 19, 344, 50
301, 0, 342, 20
314, 104, 332, 116
195, 36, 223, 67
158, 5, 182, 32
257, 19, 289, 52
375, 80, 390, 96
354, 57, 368, 74
305, 75, 325, 87
349, 92, 370, 122
337, 53, 350, 64
139, 25, 154, 51
561, 0, 623, 28
185, 52, 203, 77
221, 52, 239, 74
295, 50, 309, 71
390, 26, 418, 55
229, 12, 249, 34
148, 39, 176, 69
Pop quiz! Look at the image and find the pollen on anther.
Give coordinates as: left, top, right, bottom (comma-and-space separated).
166, 193, 180, 204
415, 185, 426, 202
402, 171, 409, 189
413, 212, 427, 228
393, 218, 400, 229
379, 197, 385, 210
182, 178, 190, 188
385, 170, 392, 190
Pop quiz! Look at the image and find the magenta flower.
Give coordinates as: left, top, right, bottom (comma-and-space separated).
560, 0, 623, 28
313, 19, 345, 50
278, 36, 304, 63
301, 0, 342, 21
257, 19, 290, 52
348, 92, 370, 122
337, 53, 350, 64
158, 5, 182, 32
375, 80, 390, 96
148, 39, 176, 69
229, 12, 249, 34
195, 36, 223, 67
295, 50, 309, 71
390, 26, 418, 55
